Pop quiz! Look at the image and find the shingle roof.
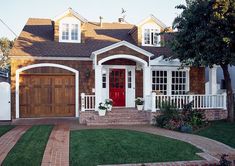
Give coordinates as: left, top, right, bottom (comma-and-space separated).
10, 18, 174, 58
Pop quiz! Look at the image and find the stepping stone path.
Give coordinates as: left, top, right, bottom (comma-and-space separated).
41, 124, 70, 166
0, 126, 31, 165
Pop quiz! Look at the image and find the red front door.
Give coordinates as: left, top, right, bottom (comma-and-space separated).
109, 69, 126, 107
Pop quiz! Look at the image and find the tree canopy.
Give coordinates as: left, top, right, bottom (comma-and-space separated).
171, 0, 235, 67
0, 37, 14, 70
171, 0, 235, 122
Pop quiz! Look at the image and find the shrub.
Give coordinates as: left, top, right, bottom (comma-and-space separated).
154, 101, 208, 133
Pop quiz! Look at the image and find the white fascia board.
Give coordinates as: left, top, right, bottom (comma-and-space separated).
91, 40, 154, 58
10, 56, 92, 61
53, 8, 88, 23
137, 14, 167, 29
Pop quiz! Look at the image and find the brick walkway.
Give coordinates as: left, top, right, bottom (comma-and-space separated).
41, 124, 70, 166
71, 125, 235, 160
0, 126, 31, 165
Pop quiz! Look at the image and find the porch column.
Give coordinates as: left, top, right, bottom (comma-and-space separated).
209, 66, 218, 95
143, 66, 151, 110
95, 65, 103, 111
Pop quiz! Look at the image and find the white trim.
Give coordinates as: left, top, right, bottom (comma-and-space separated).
151, 66, 190, 95
9, 56, 92, 61
91, 41, 154, 58
150, 56, 182, 66
137, 14, 167, 29
15, 63, 79, 118
98, 54, 148, 67
102, 65, 136, 107
53, 8, 87, 23
59, 17, 81, 43
141, 23, 161, 47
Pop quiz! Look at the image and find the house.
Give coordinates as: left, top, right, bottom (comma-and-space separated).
9, 8, 227, 124
205, 66, 235, 94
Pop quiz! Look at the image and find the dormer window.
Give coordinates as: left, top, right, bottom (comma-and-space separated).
62, 23, 69, 40
59, 17, 81, 43
71, 24, 79, 40
143, 28, 160, 46
141, 23, 161, 47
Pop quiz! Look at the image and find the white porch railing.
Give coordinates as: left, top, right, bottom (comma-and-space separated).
81, 93, 95, 111
151, 93, 227, 112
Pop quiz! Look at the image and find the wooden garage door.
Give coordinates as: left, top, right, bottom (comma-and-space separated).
19, 74, 75, 118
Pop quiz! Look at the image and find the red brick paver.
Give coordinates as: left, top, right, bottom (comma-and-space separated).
41, 124, 70, 166
0, 126, 31, 164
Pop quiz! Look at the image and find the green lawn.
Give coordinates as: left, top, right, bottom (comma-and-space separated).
2, 125, 53, 166
70, 129, 202, 166
0, 125, 14, 137
195, 120, 235, 148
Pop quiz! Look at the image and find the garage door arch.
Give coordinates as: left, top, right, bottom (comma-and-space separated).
15, 63, 79, 118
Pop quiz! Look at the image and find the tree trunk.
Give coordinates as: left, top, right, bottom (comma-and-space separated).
221, 64, 234, 122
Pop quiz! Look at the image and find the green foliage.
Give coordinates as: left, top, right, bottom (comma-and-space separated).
195, 120, 235, 148
0, 37, 14, 70
2, 125, 53, 166
70, 129, 202, 166
171, 0, 235, 122
154, 102, 208, 132
181, 102, 208, 130
171, 0, 235, 67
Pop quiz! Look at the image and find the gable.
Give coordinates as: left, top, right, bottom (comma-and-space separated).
53, 8, 87, 42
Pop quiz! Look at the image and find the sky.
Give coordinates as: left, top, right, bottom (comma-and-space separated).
0, 0, 186, 40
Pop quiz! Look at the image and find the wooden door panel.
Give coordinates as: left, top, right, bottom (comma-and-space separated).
19, 74, 75, 118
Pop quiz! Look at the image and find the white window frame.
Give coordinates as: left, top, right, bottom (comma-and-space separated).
59, 17, 81, 43
151, 67, 190, 95
142, 23, 161, 47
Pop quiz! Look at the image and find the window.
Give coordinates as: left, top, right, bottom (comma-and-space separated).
102, 73, 106, 88
171, 71, 187, 95
128, 71, 132, 88
71, 24, 79, 40
62, 23, 69, 40
152, 69, 188, 95
143, 29, 160, 46
152, 70, 167, 95
59, 18, 81, 43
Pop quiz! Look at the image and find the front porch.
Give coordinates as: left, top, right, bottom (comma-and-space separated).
80, 93, 227, 125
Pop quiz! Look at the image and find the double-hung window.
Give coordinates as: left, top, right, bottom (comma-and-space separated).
71, 24, 79, 40
61, 23, 69, 40
59, 18, 81, 43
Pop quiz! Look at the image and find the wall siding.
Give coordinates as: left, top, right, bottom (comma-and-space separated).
190, 67, 205, 94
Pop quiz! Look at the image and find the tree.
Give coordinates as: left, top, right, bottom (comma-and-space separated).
0, 37, 14, 70
171, 0, 235, 122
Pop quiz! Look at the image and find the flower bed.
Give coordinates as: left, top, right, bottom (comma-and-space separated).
153, 102, 209, 133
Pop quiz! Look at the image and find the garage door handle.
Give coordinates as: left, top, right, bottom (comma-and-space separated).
8, 101, 11, 103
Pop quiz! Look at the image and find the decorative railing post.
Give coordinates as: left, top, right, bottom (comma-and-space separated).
81, 93, 85, 112
151, 92, 156, 112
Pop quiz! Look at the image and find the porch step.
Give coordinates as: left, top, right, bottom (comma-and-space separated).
86, 108, 151, 126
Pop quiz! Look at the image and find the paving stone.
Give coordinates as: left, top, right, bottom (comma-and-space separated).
0, 126, 31, 165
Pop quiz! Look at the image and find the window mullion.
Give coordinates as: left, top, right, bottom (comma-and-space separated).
167, 70, 172, 95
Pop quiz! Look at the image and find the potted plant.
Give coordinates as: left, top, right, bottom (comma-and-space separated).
98, 102, 107, 116
105, 99, 113, 111
135, 97, 144, 111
